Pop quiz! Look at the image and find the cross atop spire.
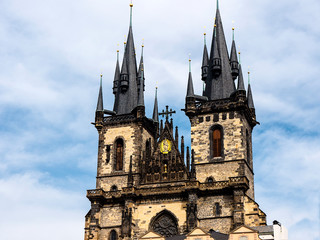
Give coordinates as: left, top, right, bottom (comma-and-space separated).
159, 106, 176, 122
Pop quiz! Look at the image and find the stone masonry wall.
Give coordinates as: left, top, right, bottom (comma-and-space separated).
132, 200, 188, 239
191, 111, 255, 199
96, 123, 153, 191
197, 195, 234, 233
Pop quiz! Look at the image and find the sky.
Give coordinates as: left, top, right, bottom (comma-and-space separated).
0, 0, 319, 239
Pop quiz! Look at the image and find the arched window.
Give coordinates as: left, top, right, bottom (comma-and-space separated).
150, 210, 178, 237
115, 139, 124, 171
111, 185, 118, 192
109, 230, 117, 240
207, 177, 213, 183
212, 128, 222, 158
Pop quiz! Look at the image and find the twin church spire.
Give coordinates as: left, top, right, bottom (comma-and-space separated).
190, 2, 255, 109
97, 3, 148, 117
96, 1, 255, 120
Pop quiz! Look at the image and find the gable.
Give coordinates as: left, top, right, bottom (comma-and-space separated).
188, 228, 208, 236
140, 231, 164, 239
233, 226, 256, 234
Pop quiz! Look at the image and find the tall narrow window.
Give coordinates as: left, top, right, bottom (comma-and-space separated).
109, 230, 117, 240
215, 202, 222, 216
212, 129, 222, 157
115, 139, 124, 171
106, 145, 111, 163
246, 130, 251, 164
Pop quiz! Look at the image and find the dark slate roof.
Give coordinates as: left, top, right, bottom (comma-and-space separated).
186, 71, 195, 97
237, 64, 245, 91
96, 75, 103, 112
137, 46, 145, 107
204, 8, 236, 100
137, 47, 144, 83
114, 25, 138, 115
152, 88, 159, 122
230, 39, 238, 63
165, 235, 186, 240
113, 52, 120, 112
202, 36, 209, 68
137, 69, 145, 107
210, 231, 229, 240
252, 225, 274, 235
247, 83, 255, 109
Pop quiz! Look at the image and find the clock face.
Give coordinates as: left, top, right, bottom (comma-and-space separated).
160, 138, 172, 154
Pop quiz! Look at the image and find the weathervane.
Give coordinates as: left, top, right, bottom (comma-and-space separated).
159, 105, 176, 122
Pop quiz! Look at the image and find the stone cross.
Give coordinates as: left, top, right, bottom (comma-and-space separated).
159, 105, 176, 122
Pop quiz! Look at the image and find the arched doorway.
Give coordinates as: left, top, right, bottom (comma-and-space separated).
149, 210, 178, 237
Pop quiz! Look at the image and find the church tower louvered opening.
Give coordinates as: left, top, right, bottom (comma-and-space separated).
84, 2, 267, 240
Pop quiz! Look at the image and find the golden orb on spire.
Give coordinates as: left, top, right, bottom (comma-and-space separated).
130, 0, 133, 7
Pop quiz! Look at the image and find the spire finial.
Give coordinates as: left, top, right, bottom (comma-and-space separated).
141, 39, 144, 55
117, 44, 120, 61
189, 54, 191, 73
217, 0, 219, 10
248, 67, 251, 85
232, 20, 235, 41
130, 0, 133, 27
204, 26, 207, 46
100, 73, 103, 85
124, 35, 127, 46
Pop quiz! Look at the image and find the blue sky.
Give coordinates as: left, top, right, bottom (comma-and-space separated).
0, 0, 320, 239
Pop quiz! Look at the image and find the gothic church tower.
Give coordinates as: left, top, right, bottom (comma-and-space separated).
84, 3, 266, 240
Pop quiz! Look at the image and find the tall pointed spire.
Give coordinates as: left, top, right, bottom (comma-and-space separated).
230, 27, 239, 80
186, 58, 195, 98
115, 2, 138, 115
137, 67, 145, 107
137, 43, 145, 93
113, 50, 121, 112
237, 64, 245, 91
204, 4, 236, 100
152, 87, 159, 123
96, 74, 104, 112
247, 71, 255, 109
201, 32, 209, 81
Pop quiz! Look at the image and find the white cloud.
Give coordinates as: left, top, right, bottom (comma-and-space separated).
0, 173, 87, 240
0, 0, 319, 239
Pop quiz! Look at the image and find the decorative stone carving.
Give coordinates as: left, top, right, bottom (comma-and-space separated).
151, 211, 178, 237
186, 202, 197, 231
121, 207, 132, 237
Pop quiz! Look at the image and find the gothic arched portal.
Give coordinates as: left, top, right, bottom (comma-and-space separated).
149, 210, 178, 237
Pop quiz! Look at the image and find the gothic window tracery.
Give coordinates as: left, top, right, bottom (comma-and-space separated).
150, 211, 178, 237
115, 138, 124, 171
